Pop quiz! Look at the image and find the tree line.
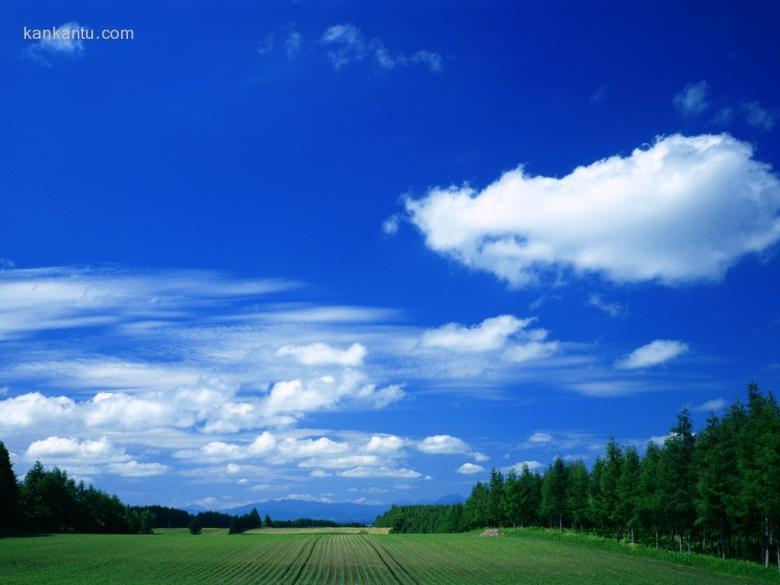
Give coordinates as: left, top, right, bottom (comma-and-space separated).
376, 384, 780, 569
0, 447, 370, 535
0, 457, 154, 534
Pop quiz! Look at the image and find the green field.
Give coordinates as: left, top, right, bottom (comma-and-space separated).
1, 528, 778, 584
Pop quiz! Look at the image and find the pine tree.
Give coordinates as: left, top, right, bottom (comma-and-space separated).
601, 439, 624, 540
502, 469, 521, 527
188, 516, 202, 534
0, 441, 19, 530
662, 409, 697, 552
617, 446, 641, 543
517, 465, 540, 527
637, 441, 664, 549
567, 460, 590, 532
487, 468, 505, 527
464, 481, 490, 529
264, 514, 273, 528
540, 457, 568, 531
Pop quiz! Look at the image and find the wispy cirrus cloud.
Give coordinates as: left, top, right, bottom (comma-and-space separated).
321, 23, 442, 73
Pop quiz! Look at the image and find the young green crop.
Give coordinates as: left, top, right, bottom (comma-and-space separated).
1, 528, 778, 584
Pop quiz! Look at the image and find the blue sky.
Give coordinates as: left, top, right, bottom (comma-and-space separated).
1, 0, 779, 509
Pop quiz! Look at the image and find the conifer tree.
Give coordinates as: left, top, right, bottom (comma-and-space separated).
617, 446, 641, 543
541, 457, 568, 531
662, 409, 697, 552
0, 441, 19, 530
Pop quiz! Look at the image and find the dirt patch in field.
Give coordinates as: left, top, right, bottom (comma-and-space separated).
479, 529, 502, 537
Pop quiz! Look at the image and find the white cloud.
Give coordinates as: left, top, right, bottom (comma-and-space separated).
418, 435, 469, 454
456, 462, 484, 474
472, 451, 490, 462
285, 31, 303, 59
674, 81, 710, 115
26, 436, 118, 461
616, 339, 689, 370
506, 460, 544, 473
338, 466, 422, 478
321, 23, 442, 73
24, 22, 85, 66
742, 101, 776, 132
586, 294, 626, 318
527, 432, 553, 444
277, 342, 367, 366
404, 134, 780, 287
421, 315, 531, 352
366, 435, 405, 454
382, 214, 401, 235
693, 398, 727, 412
107, 460, 169, 477
503, 340, 559, 363
0, 393, 76, 430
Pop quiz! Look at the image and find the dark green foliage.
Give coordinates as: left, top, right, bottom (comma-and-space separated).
375, 504, 466, 533
264, 514, 273, 528
372, 384, 780, 569
0, 441, 19, 530
541, 457, 569, 530
12, 460, 151, 534
188, 516, 202, 535
227, 508, 263, 534
133, 505, 191, 528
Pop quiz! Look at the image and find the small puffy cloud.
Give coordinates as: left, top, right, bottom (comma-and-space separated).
404, 134, 780, 287
693, 398, 727, 412
23, 436, 164, 477
418, 435, 469, 454
26, 436, 118, 461
262, 372, 403, 417
276, 342, 367, 366
674, 81, 710, 115
108, 460, 169, 477
421, 315, 530, 352
248, 432, 277, 455
456, 463, 484, 474
616, 340, 689, 370
382, 214, 401, 235
472, 452, 490, 462
24, 22, 85, 66
527, 432, 553, 445
366, 435, 405, 454
586, 294, 626, 318
278, 437, 349, 458
284, 31, 303, 59
0, 392, 76, 429
742, 101, 776, 132
506, 460, 543, 473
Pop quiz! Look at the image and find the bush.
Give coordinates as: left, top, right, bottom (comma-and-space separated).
188, 517, 202, 535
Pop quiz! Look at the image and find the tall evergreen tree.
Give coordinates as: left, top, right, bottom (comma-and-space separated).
540, 457, 568, 531
517, 465, 541, 527
487, 469, 505, 527
567, 461, 590, 532
617, 446, 641, 543
662, 409, 697, 552
601, 439, 624, 540
0, 441, 19, 530
637, 441, 664, 549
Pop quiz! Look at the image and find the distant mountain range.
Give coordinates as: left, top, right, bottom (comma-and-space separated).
189, 494, 465, 525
